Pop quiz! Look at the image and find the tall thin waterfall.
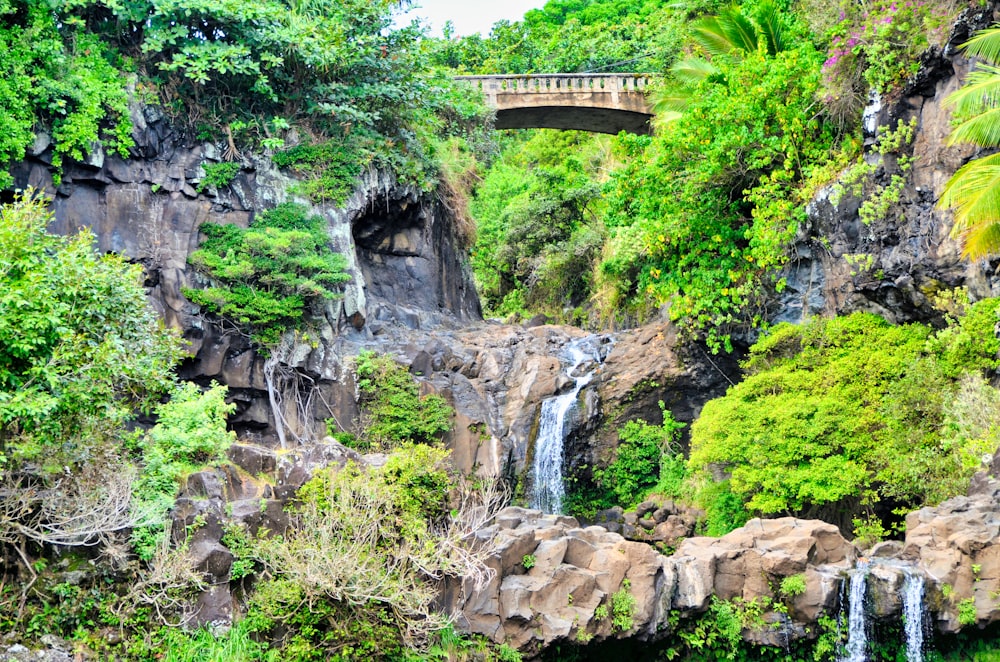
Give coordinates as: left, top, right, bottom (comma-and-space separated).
902, 572, 926, 662
839, 561, 870, 662
530, 338, 601, 514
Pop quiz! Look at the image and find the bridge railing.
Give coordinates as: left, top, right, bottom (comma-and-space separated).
455, 73, 651, 105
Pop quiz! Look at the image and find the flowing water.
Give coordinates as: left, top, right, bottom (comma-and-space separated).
530, 337, 602, 514
902, 572, 926, 662
839, 561, 870, 662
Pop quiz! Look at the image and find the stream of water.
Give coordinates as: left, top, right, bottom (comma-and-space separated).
903, 572, 926, 662
529, 337, 602, 514
840, 561, 870, 662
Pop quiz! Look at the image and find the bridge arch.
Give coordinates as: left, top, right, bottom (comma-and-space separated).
456, 74, 654, 135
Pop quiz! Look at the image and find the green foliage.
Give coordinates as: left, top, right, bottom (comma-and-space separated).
779, 574, 807, 599
247, 445, 493, 659
272, 139, 367, 204
522, 554, 537, 570
351, 350, 453, 450
435, 0, 681, 75
185, 203, 351, 347
469, 131, 607, 322
851, 514, 889, 549
148, 619, 273, 662
0, 8, 133, 187
958, 598, 978, 627
221, 523, 257, 581
0, 192, 181, 477
820, 0, 960, 118
664, 597, 783, 661
198, 162, 241, 193
699, 479, 750, 537
593, 403, 686, 508
832, 118, 917, 226
131, 382, 235, 561
602, 35, 837, 349
0, 0, 492, 199
689, 303, 1000, 532
938, 28, 1000, 259
611, 579, 636, 632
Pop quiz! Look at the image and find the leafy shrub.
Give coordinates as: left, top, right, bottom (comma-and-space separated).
131, 382, 235, 561
197, 162, 241, 193
469, 131, 607, 322
0, 16, 133, 188
601, 40, 838, 350
779, 574, 807, 599
0, 194, 182, 473
611, 579, 636, 632
351, 350, 453, 450
185, 203, 351, 347
0, 194, 186, 558
689, 303, 1000, 533
593, 403, 686, 508
249, 446, 501, 659
958, 598, 978, 627
821, 0, 960, 115
272, 138, 367, 204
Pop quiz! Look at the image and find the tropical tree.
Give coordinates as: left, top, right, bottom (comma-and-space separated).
0, 192, 184, 553
651, 2, 790, 124
939, 27, 1000, 258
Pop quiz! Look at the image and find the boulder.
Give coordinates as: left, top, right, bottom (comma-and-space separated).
447, 509, 856, 655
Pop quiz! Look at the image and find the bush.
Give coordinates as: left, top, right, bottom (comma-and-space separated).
350, 350, 453, 450
131, 382, 235, 561
197, 162, 241, 193
689, 304, 1000, 532
593, 403, 686, 508
0, 193, 183, 552
184, 203, 351, 347
249, 446, 503, 658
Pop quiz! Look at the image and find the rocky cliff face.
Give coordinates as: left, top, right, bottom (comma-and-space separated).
15, 105, 734, 487
447, 479, 1000, 657
774, 3, 1000, 326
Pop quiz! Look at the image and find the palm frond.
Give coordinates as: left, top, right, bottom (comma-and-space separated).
691, 15, 736, 57
961, 27, 1000, 64
957, 217, 1000, 259
939, 153, 1000, 258
670, 56, 719, 86
718, 8, 759, 54
947, 106, 1000, 147
653, 90, 692, 114
653, 111, 685, 133
754, 0, 787, 56
944, 64, 1000, 116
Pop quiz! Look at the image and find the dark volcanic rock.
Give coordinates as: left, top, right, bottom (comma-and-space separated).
774, 6, 1000, 326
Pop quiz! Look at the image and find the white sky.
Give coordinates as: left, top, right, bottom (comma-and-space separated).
399, 0, 548, 37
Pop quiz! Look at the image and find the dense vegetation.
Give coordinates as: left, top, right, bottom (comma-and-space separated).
453, 0, 959, 348
689, 300, 1000, 536
0, 196, 513, 660
6, 0, 1000, 657
185, 203, 351, 348
0, 0, 491, 195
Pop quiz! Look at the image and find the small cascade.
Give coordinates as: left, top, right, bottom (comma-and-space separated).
839, 561, 870, 662
529, 337, 602, 514
902, 572, 927, 662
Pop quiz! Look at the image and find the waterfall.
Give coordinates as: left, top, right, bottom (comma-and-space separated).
839, 561, 870, 662
902, 572, 926, 662
529, 337, 601, 514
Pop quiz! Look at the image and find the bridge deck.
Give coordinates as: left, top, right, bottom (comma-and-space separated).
456, 73, 654, 135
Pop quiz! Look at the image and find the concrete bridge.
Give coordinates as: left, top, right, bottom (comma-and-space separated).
456, 73, 653, 135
